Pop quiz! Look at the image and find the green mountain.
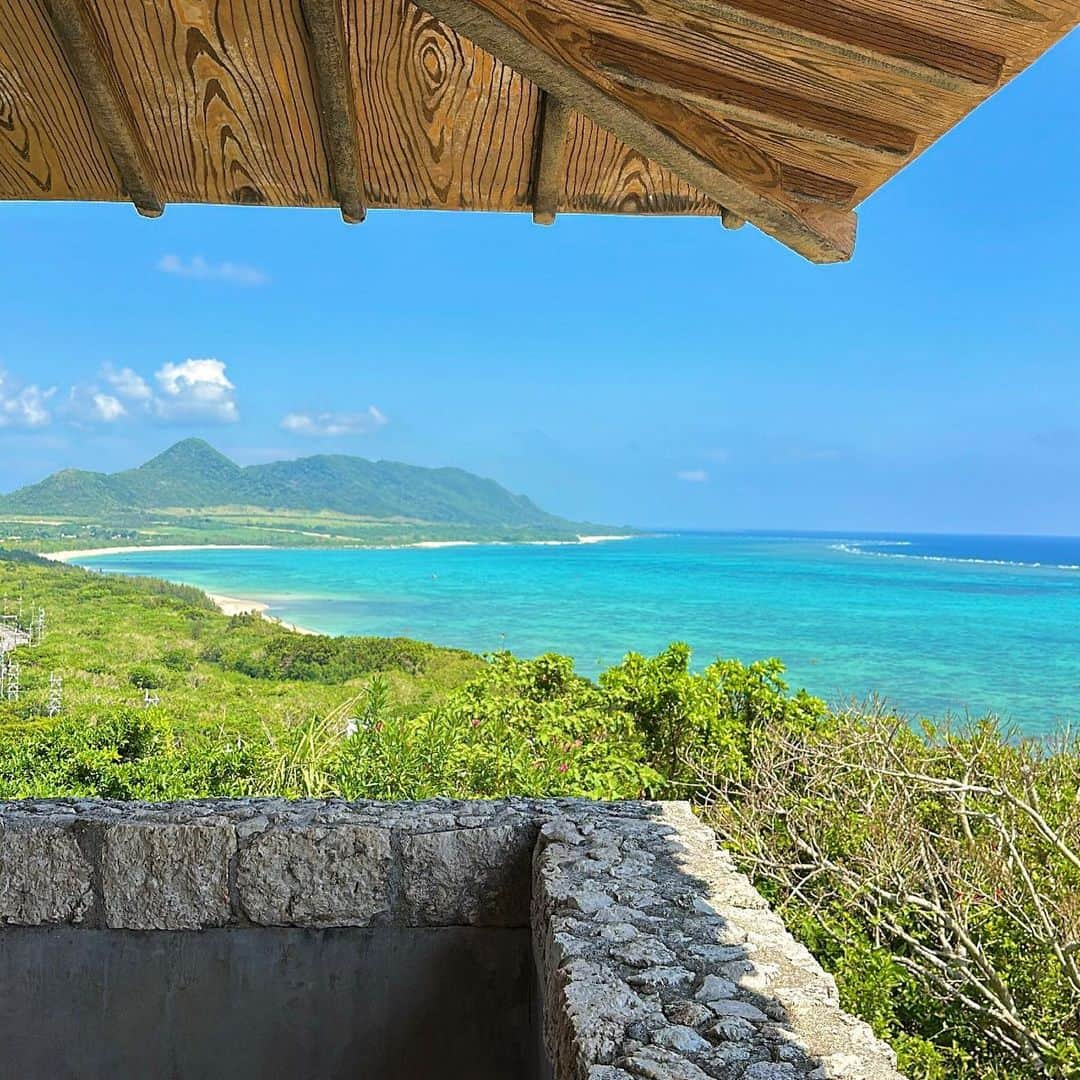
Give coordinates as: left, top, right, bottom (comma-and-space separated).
0, 439, 589, 531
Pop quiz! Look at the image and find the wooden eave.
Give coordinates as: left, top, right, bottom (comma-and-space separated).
1, 0, 1076, 261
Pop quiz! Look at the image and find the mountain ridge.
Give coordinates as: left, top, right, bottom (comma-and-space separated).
0, 439, 595, 532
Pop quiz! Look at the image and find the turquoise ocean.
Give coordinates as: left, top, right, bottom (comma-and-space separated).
72, 533, 1080, 735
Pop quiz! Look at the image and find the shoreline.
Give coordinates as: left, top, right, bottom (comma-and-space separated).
41, 544, 275, 563
206, 593, 319, 636
40, 535, 637, 640
41, 534, 636, 562
39, 546, 321, 635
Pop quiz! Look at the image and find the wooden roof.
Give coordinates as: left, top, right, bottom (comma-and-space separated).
2, 0, 1077, 261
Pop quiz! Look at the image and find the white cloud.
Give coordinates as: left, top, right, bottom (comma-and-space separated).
157, 254, 268, 287
89, 392, 126, 422
0, 371, 54, 428
103, 363, 152, 402
68, 360, 238, 426
67, 384, 127, 424
676, 469, 709, 483
5, 359, 241, 431
153, 359, 238, 423
281, 407, 388, 437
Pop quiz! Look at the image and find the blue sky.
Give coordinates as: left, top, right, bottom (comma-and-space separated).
1, 33, 1078, 534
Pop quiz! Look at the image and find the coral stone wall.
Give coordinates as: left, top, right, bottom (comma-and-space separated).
0, 798, 903, 1079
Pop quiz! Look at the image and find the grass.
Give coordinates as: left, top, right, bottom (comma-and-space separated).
0, 551, 481, 742
0, 506, 612, 554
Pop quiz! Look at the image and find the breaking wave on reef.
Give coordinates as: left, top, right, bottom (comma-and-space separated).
831, 541, 1080, 572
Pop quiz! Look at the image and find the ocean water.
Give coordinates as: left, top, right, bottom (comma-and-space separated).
72, 533, 1080, 734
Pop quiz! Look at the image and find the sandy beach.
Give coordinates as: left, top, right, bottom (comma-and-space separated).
205, 593, 268, 617
39, 535, 635, 639
409, 535, 634, 549
41, 544, 274, 563
40, 547, 318, 634
42, 535, 636, 562
206, 592, 319, 636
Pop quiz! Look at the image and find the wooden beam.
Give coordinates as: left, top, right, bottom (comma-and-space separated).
409, 0, 855, 262
705, 0, 1004, 88
721, 208, 745, 229
301, 0, 366, 223
675, 0, 1003, 92
42, 0, 163, 217
590, 33, 917, 160
532, 94, 572, 225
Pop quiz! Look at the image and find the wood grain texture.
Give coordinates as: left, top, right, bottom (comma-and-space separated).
562, 111, 720, 214
509, 0, 977, 206
301, 0, 367, 221
574, 0, 981, 132
89, 0, 332, 206
346, 0, 538, 210
718, 115, 883, 206
532, 93, 571, 222
701, 0, 1006, 85
0, 1, 119, 200
0, 0, 1075, 244
838, 0, 1080, 79
410, 0, 857, 260
590, 30, 918, 158
44, 0, 163, 215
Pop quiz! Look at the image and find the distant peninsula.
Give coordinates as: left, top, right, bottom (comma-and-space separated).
0, 439, 632, 552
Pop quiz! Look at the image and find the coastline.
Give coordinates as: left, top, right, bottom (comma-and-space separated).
40, 534, 636, 640
39, 546, 320, 635
41, 544, 275, 563
206, 592, 319, 636
41, 534, 636, 562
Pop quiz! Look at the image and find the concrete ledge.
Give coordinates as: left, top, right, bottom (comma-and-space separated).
0, 798, 903, 1079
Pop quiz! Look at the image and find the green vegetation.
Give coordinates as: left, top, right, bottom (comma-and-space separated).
0, 553, 1075, 1078
0, 438, 625, 550
0, 552, 480, 747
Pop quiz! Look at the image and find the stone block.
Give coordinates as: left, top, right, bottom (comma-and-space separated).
101, 821, 234, 929
400, 821, 533, 925
0, 822, 93, 925
238, 825, 393, 926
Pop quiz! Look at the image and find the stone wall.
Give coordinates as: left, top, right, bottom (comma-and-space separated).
0, 798, 903, 1079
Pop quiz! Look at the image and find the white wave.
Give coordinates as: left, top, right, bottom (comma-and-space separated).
843, 539, 912, 547
830, 542, 1080, 572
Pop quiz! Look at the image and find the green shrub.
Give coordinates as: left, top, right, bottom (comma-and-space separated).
128, 665, 164, 690
160, 649, 194, 672
333, 654, 660, 800
0, 708, 258, 800
600, 644, 828, 793
699, 712, 1080, 1079
212, 623, 455, 683
118, 575, 217, 612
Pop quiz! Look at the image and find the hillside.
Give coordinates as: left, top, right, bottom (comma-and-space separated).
0, 439, 592, 532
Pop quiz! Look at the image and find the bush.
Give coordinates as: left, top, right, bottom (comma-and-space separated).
119, 575, 218, 612
160, 649, 194, 672
333, 654, 660, 800
697, 711, 1080, 1078
0, 709, 258, 800
128, 665, 164, 690
600, 645, 827, 793
214, 624, 452, 683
